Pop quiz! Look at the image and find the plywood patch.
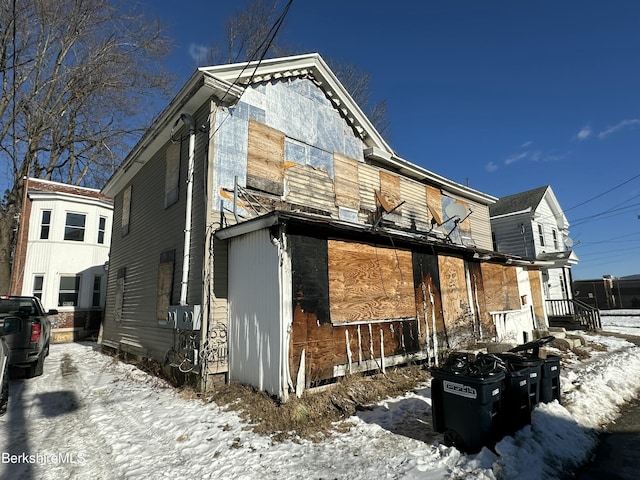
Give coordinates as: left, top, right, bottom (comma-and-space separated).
481, 263, 521, 312
327, 240, 414, 323
426, 185, 443, 225
247, 120, 285, 194
379, 171, 402, 212
438, 255, 473, 348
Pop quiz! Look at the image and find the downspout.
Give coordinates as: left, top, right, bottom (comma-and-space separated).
178, 113, 196, 306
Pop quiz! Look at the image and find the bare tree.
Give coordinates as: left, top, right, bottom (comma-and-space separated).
0, 0, 173, 293
209, 0, 390, 136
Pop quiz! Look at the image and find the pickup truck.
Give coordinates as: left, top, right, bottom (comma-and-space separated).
0, 295, 56, 378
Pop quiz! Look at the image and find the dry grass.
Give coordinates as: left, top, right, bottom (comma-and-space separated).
207, 365, 431, 442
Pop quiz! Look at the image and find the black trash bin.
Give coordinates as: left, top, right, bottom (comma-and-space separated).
539, 355, 561, 404
431, 353, 505, 454
497, 352, 543, 412
497, 360, 531, 436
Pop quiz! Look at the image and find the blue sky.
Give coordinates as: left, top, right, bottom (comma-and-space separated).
152, 1, 639, 279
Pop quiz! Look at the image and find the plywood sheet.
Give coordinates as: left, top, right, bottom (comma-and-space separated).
327, 240, 414, 322
426, 185, 443, 225
247, 120, 285, 194
379, 171, 402, 212
481, 263, 521, 311
438, 255, 473, 348
528, 269, 545, 321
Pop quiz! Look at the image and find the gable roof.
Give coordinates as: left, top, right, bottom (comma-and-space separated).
489, 185, 549, 217
102, 53, 496, 205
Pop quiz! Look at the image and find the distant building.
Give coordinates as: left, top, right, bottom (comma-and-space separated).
574, 275, 640, 309
10, 178, 113, 342
490, 185, 580, 317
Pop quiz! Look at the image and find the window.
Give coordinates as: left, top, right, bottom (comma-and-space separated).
538, 224, 545, 247
552, 229, 558, 250
92, 275, 103, 307
165, 142, 180, 208
122, 185, 132, 235
156, 250, 175, 320
64, 213, 86, 241
98, 216, 107, 244
58, 275, 81, 307
33, 275, 44, 300
40, 210, 51, 239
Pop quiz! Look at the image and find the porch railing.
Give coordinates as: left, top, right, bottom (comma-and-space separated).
545, 298, 601, 330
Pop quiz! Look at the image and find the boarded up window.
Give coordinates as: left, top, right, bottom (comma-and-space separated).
122, 185, 132, 236
333, 153, 360, 210
156, 250, 175, 321
481, 263, 520, 312
247, 120, 285, 195
438, 255, 470, 330
327, 240, 414, 323
528, 269, 545, 320
378, 171, 401, 212
114, 267, 126, 323
164, 142, 180, 208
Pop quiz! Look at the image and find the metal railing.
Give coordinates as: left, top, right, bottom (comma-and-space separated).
545, 298, 601, 330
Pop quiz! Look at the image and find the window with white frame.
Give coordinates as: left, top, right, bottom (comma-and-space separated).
40, 210, 51, 239
122, 185, 132, 235
33, 275, 44, 300
58, 275, 81, 306
538, 224, 545, 247
98, 216, 107, 244
64, 213, 86, 241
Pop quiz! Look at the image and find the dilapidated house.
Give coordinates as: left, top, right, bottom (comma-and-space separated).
101, 54, 550, 400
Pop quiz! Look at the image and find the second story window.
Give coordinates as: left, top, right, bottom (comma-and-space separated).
40, 210, 51, 239
64, 213, 86, 241
538, 224, 545, 247
98, 216, 107, 244
552, 229, 558, 250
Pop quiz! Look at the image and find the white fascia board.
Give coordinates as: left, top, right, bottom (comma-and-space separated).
102, 71, 242, 198
28, 190, 114, 209
489, 208, 533, 221
365, 146, 498, 205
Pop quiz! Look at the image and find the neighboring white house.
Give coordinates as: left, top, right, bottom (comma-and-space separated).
10, 178, 113, 342
489, 185, 578, 315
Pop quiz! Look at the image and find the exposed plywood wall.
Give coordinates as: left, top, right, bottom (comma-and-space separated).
333, 153, 360, 210
327, 240, 415, 322
468, 261, 496, 338
528, 269, 546, 323
247, 120, 285, 195
481, 263, 521, 312
438, 255, 474, 348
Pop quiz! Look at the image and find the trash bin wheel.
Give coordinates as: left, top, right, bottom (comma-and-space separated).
443, 429, 466, 451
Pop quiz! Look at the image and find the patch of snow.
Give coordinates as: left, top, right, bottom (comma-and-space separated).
2, 326, 640, 479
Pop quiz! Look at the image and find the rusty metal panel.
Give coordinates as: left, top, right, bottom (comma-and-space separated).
327, 240, 415, 323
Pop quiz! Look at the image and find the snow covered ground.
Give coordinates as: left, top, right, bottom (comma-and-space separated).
1, 312, 640, 480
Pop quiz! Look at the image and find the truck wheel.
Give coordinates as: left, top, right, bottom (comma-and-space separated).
26, 354, 45, 378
